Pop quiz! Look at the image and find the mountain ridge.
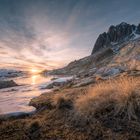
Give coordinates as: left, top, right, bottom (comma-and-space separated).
92, 22, 140, 54
45, 22, 140, 77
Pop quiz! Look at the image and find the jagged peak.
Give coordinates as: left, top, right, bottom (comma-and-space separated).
91, 22, 140, 55
119, 22, 128, 26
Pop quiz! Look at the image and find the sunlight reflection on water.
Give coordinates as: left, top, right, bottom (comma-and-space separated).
15, 74, 53, 85
0, 74, 53, 115
31, 75, 39, 85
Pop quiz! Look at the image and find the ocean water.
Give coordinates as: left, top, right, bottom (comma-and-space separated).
0, 74, 53, 116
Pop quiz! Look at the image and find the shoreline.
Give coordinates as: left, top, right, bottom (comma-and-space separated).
0, 75, 74, 118
0, 110, 36, 120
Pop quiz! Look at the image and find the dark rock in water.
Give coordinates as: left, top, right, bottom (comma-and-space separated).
91, 22, 139, 54
0, 80, 18, 89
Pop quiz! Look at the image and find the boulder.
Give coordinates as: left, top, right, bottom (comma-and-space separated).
41, 77, 73, 89
102, 68, 121, 77
73, 77, 95, 87
0, 80, 18, 89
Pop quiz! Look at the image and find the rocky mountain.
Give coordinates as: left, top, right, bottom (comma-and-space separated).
45, 22, 140, 78
92, 22, 140, 54
0, 69, 24, 78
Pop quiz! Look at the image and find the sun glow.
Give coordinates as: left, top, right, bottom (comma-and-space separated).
31, 75, 39, 85
30, 68, 41, 74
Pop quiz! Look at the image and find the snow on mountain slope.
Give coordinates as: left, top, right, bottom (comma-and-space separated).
91, 22, 140, 54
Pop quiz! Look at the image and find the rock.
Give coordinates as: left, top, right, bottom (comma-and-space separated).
44, 84, 54, 89
102, 68, 121, 77
41, 77, 74, 89
73, 77, 95, 87
91, 22, 139, 54
0, 80, 18, 89
95, 66, 126, 78
128, 70, 140, 76
95, 67, 106, 75
51, 77, 58, 81
137, 24, 140, 33
95, 75, 104, 81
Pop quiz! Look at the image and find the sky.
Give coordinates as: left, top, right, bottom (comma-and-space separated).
0, 0, 140, 71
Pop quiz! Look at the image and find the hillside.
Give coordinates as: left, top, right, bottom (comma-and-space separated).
46, 23, 140, 78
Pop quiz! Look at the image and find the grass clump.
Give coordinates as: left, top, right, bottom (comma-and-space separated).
53, 94, 73, 110
75, 77, 140, 122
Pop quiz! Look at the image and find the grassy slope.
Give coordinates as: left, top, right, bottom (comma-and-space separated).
0, 75, 140, 140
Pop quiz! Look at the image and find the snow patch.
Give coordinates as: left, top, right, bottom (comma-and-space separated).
133, 33, 140, 40
39, 76, 73, 89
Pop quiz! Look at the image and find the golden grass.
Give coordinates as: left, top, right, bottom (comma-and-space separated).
75, 77, 140, 120
0, 76, 140, 140
52, 94, 73, 109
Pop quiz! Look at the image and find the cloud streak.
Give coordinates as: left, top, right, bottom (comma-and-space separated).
0, 0, 140, 70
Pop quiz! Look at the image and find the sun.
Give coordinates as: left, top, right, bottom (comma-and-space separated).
30, 68, 40, 74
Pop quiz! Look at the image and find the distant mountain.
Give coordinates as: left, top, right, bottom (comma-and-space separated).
45, 22, 140, 77
0, 69, 24, 78
91, 22, 140, 54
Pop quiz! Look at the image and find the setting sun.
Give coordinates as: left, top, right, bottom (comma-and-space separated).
30, 68, 41, 74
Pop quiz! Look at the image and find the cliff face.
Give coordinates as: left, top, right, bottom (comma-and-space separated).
91, 22, 140, 54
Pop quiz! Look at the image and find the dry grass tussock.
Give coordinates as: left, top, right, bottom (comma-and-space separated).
75, 77, 140, 121
52, 94, 73, 110
0, 76, 140, 140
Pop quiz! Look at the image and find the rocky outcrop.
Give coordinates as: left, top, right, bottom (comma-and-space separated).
0, 80, 18, 89
46, 47, 114, 76
40, 77, 73, 89
91, 22, 140, 54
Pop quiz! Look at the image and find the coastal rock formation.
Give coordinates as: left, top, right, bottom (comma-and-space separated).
0, 69, 24, 78
0, 80, 18, 89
